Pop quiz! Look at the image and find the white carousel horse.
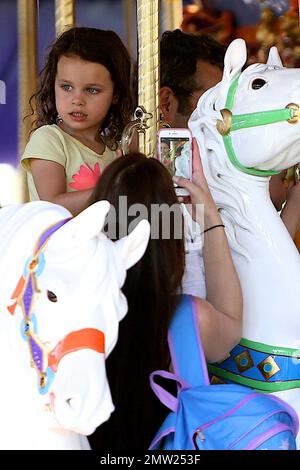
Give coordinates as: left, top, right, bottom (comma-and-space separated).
0, 200, 150, 449
189, 39, 300, 445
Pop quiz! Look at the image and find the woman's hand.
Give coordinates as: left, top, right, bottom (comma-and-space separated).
173, 138, 222, 228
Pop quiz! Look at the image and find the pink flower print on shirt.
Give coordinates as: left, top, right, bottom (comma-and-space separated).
69, 163, 101, 190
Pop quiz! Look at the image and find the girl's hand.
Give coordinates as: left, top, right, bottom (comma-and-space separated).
173, 138, 221, 227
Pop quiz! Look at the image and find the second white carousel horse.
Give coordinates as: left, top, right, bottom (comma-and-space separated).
0, 200, 150, 449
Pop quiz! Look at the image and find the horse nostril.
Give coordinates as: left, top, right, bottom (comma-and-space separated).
65, 396, 82, 414
47, 290, 57, 302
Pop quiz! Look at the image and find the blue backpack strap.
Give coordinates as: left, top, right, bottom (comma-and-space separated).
168, 294, 209, 387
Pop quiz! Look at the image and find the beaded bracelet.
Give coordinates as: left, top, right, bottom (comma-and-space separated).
201, 224, 225, 235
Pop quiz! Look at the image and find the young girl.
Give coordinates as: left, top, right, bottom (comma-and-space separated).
21, 27, 133, 215
88, 152, 242, 451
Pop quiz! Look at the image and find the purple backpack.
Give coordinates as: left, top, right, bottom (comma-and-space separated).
149, 295, 298, 450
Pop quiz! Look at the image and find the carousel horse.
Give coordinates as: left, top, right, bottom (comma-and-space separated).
0, 200, 150, 449
189, 38, 300, 446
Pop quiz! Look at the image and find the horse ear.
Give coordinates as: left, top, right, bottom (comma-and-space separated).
267, 46, 283, 67
51, 200, 110, 245
223, 38, 247, 82
216, 38, 247, 109
114, 219, 150, 270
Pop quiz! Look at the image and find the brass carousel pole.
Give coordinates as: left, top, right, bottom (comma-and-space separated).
161, 0, 183, 32
136, 0, 159, 156
55, 0, 75, 37
18, 0, 38, 202
123, 0, 134, 58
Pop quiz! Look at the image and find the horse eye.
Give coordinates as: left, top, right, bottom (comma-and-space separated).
47, 290, 57, 302
251, 78, 267, 90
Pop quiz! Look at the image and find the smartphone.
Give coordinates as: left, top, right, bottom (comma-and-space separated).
157, 128, 192, 196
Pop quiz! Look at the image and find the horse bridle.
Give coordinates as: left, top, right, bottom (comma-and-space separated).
216, 75, 300, 177
8, 219, 105, 394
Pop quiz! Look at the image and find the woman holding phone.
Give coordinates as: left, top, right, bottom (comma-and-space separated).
88, 143, 242, 451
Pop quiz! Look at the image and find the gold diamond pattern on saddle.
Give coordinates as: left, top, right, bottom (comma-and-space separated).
257, 355, 280, 380
233, 350, 254, 373
210, 375, 226, 385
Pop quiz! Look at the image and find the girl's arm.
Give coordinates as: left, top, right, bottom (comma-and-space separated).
30, 159, 92, 215
174, 139, 243, 323
194, 296, 242, 363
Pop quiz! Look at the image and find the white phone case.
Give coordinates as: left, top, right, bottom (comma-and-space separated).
157, 128, 192, 196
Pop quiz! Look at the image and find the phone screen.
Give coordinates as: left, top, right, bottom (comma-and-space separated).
159, 137, 191, 181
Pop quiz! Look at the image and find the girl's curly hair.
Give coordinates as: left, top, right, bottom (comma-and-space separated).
28, 27, 133, 149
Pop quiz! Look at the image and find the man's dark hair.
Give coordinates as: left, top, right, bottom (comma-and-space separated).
160, 29, 225, 112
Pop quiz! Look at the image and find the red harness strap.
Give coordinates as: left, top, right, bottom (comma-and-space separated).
48, 328, 105, 373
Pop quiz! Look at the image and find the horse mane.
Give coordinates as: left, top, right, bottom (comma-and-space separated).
189, 85, 255, 259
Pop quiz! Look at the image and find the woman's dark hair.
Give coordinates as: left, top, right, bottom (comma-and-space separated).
88, 153, 185, 450
28, 27, 133, 149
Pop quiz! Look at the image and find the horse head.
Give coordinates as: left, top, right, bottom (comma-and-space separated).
189, 39, 300, 255
1, 201, 150, 444
190, 38, 300, 176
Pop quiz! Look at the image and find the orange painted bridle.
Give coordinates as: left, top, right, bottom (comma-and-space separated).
8, 219, 105, 394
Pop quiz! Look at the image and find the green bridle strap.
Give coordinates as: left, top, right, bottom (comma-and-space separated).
225, 76, 239, 109
231, 109, 293, 132
222, 135, 272, 177
218, 75, 299, 177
